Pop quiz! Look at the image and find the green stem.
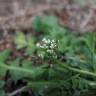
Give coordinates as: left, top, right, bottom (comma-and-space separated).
59, 63, 96, 77
28, 74, 79, 86
78, 77, 96, 86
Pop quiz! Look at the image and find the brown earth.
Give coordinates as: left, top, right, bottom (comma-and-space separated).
0, 0, 96, 33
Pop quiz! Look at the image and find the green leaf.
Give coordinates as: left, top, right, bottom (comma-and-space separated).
0, 90, 6, 96
0, 49, 10, 62
8, 58, 24, 80
26, 36, 35, 55
8, 59, 47, 80
48, 68, 57, 79
0, 49, 10, 77
0, 80, 4, 89
0, 65, 7, 77
0, 81, 5, 96
15, 32, 27, 49
33, 16, 58, 33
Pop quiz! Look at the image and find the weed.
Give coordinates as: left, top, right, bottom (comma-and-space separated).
0, 15, 95, 96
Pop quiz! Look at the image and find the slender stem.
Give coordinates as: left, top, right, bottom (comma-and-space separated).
59, 63, 96, 77
78, 77, 96, 86
7, 86, 27, 96
28, 74, 79, 86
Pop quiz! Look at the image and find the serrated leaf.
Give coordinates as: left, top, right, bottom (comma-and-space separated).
9, 59, 47, 80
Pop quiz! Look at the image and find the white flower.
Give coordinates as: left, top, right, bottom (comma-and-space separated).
50, 64, 53, 68
36, 43, 40, 47
47, 39, 51, 43
42, 38, 51, 44
51, 39, 55, 43
47, 49, 54, 53
36, 38, 58, 55
42, 38, 46, 42
44, 85, 48, 89
38, 53, 44, 58
51, 43, 55, 48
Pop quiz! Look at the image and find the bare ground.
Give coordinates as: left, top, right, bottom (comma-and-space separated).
0, 0, 96, 33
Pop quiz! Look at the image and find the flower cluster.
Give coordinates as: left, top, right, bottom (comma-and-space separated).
36, 38, 58, 58
36, 38, 58, 54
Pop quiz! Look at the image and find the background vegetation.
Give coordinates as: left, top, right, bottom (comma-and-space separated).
0, 15, 95, 96
0, 0, 96, 96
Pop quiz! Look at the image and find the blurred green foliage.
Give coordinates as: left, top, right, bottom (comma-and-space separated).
0, 15, 95, 96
